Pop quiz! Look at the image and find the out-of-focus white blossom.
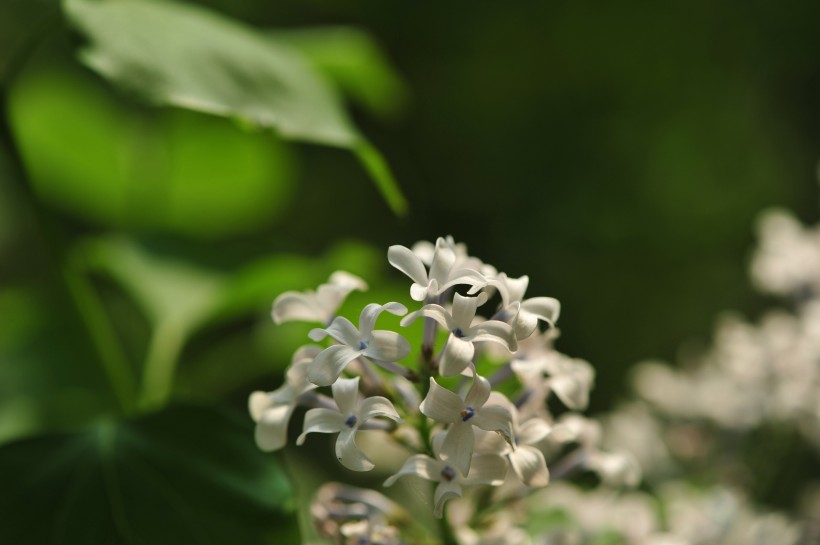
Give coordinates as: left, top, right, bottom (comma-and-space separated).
272, 271, 367, 325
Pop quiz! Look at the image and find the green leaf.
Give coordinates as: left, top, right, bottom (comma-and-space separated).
270, 26, 409, 119
9, 66, 297, 237
62, 0, 407, 214
0, 404, 295, 545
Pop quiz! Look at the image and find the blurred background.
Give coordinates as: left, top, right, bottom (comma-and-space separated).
1, 0, 819, 543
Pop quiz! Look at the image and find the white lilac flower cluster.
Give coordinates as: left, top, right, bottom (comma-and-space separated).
576, 209, 820, 545
630, 210, 820, 449
250, 237, 636, 540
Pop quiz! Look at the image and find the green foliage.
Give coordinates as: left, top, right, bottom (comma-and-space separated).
62, 0, 407, 215
0, 404, 296, 545
271, 26, 409, 119
9, 66, 297, 237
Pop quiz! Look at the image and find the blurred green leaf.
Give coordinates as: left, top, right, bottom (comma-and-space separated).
0, 404, 295, 544
9, 67, 297, 237
270, 26, 408, 119
62, 0, 407, 214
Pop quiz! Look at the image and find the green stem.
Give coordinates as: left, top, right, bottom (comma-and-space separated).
138, 320, 187, 411
439, 505, 460, 545
65, 255, 138, 414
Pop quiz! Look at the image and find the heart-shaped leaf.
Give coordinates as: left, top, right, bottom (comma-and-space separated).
0, 404, 296, 544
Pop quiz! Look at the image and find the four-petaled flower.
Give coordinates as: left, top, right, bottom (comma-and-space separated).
388, 237, 486, 302
384, 435, 507, 518
420, 375, 514, 474
297, 376, 402, 471
248, 345, 319, 452
489, 273, 561, 340
402, 292, 517, 376
272, 271, 367, 325
308, 302, 411, 386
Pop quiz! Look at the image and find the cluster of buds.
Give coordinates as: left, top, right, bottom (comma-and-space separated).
250, 237, 636, 540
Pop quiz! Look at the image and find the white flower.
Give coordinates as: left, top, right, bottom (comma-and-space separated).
402, 293, 517, 376
297, 376, 401, 471
420, 375, 514, 474
383, 438, 507, 518
475, 411, 553, 488
248, 345, 320, 452
308, 302, 410, 386
511, 331, 594, 411
412, 236, 498, 279
272, 271, 367, 325
489, 273, 561, 340
388, 237, 486, 302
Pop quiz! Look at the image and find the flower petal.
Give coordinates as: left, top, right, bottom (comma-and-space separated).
517, 417, 553, 445
248, 391, 272, 422
433, 480, 462, 519
310, 316, 361, 346
465, 453, 507, 485
336, 428, 374, 471
358, 396, 401, 422
521, 296, 561, 326
296, 408, 344, 445
384, 454, 441, 486
464, 374, 492, 409
308, 345, 362, 386
440, 421, 474, 475
451, 293, 485, 331
358, 302, 408, 337
473, 404, 514, 443
428, 238, 456, 286
420, 378, 462, 423
366, 330, 411, 362
254, 404, 294, 452
400, 304, 452, 329
439, 336, 475, 377
332, 376, 360, 415
328, 270, 369, 292
469, 319, 518, 351
272, 291, 324, 324
388, 245, 428, 286
509, 446, 549, 488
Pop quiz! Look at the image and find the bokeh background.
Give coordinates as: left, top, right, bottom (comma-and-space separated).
1, 0, 819, 543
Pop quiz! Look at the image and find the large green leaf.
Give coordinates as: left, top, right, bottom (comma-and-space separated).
62, 0, 407, 214
271, 26, 409, 120
0, 404, 295, 544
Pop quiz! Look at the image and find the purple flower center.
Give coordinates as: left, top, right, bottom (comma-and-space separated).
345, 415, 358, 428
460, 406, 475, 422
453, 327, 465, 338
440, 465, 457, 482
358, 341, 367, 350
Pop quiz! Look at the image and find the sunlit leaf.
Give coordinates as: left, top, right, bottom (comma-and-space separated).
62, 0, 407, 214
9, 66, 297, 237
0, 404, 296, 544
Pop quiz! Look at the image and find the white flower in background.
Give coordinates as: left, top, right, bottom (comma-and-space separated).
249, 345, 319, 452
751, 209, 820, 296
511, 331, 594, 411
420, 375, 513, 474
272, 271, 367, 325
297, 377, 401, 471
388, 237, 487, 302
308, 302, 410, 386
384, 436, 507, 518
402, 293, 517, 376
489, 272, 561, 340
